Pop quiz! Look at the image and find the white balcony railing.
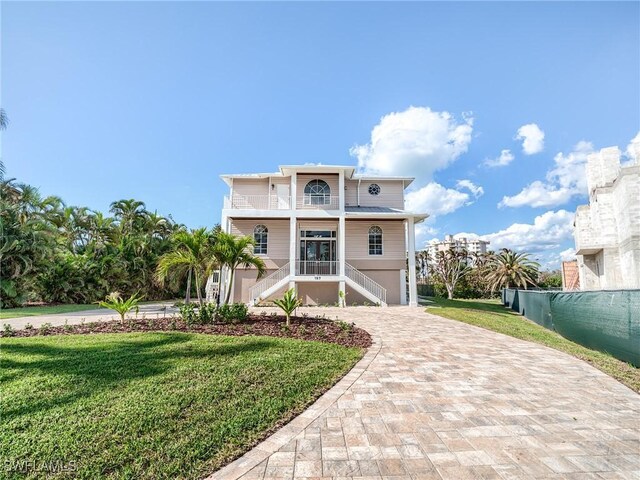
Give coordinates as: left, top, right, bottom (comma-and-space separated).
224, 194, 291, 210
296, 260, 338, 276
296, 195, 340, 209
224, 194, 341, 210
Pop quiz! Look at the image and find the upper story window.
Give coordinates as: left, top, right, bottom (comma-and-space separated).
368, 225, 383, 255
304, 179, 331, 205
368, 183, 381, 196
254, 224, 268, 255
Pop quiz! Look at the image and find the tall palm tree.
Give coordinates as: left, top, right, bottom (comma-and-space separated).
0, 108, 8, 130
110, 199, 147, 235
0, 108, 7, 181
486, 248, 539, 292
155, 228, 218, 305
214, 231, 266, 305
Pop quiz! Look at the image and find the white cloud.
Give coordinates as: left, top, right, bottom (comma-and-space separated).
484, 149, 515, 168
406, 182, 470, 216
453, 232, 481, 240
350, 106, 473, 185
516, 123, 545, 155
455, 179, 484, 198
481, 209, 575, 253
499, 141, 594, 208
559, 248, 576, 261
624, 131, 640, 165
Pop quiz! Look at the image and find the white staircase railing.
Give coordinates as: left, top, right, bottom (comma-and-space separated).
249, 262, 291, 302
205, 270, 221, 303
345, 262, 387, 305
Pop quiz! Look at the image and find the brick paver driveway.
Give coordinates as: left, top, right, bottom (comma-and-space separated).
215, 306, 640, 480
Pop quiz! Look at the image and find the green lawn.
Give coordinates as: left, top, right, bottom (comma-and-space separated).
425, 296, 640, 393
0, 332, 362, 479
0, 304, 99, 319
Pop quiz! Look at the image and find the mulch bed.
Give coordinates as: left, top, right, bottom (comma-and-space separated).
1, 314, 372, 348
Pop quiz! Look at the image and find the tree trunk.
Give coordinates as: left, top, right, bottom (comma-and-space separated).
224, 269, 235, 305
185, 267, 192, 304
195, 272, 203, 307
446, 285, 454, 300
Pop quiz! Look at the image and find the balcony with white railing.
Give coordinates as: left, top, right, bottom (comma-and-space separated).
224, 194, 291, 210
296, 195, 340, 210
295, 260, 338, 276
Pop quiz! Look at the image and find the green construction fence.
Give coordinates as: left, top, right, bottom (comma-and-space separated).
502, 289, 640, 366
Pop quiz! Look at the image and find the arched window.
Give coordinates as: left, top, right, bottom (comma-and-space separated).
368, 225, 383, 255
303, 179, 331, 205
254, 224, 268, 255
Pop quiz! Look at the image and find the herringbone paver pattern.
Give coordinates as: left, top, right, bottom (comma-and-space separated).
217, 306, 640, 480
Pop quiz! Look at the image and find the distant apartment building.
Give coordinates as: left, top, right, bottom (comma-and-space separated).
574, 146, 640, 290
427, 234, 490, 260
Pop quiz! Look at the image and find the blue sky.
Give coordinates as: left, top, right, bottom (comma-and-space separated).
2, 2, 639, 268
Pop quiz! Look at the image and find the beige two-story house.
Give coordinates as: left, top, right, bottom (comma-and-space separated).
219, 165, 428, 306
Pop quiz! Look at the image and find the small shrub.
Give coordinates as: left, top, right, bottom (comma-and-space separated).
298, 325, 307, 336
198, 303, 217, 324
39, 323, 53, 335
170, 316, 177, 330
63, 320, 72, 333
178, 304, 197, 324
147, 317, 155, 329
3, 323, 14, 337
217, 303, 248, 323
336, 320, 354, 333
24, 323, 33, 330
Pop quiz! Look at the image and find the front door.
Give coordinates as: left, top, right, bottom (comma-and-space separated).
300, 239, 336, 275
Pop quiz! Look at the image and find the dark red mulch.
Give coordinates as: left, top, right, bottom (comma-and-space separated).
1, 314, 372, 348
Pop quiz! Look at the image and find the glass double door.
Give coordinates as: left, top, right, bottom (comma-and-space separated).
299, 239, 337, 275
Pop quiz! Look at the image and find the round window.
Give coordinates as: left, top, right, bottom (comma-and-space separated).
368, 183, 380, 196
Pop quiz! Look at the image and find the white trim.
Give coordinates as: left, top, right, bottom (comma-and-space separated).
400, 269, 407, 305
407, 217, 417, 307
367, 225, 383, 256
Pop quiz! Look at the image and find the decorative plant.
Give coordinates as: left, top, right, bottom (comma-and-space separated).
98, 292, 143, 324
338, 290, 346, 308
273, 288, 302, 327
213, 232, 266, 305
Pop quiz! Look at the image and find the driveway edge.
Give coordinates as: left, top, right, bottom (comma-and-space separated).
206, 335, 382, 480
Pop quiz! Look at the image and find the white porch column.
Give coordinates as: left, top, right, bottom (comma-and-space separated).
407, 217, 418, 307
400, 270, 407, 305
289, 173, 297, 290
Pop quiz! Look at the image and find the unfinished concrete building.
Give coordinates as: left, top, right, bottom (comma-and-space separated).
574, 146, 640, 290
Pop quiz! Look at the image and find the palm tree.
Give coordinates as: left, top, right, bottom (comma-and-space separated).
155, 228, 217, 306
486, 248, 539, 292
214, 231, 266, 305
110, 199, 147, 235
0, 108, 7, 181
0, 108, 8, 130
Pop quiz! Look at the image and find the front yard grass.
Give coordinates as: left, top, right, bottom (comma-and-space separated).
0, 332, 363, 479
0, 304, 99, 319
425, 296, 640, 394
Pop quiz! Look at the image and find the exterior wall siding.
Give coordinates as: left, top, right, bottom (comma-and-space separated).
345, 180, 405, 209
230, 219, 290, 269
345, 220, 406, 261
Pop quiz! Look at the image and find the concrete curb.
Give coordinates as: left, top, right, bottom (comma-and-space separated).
205, 335, 382, 480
